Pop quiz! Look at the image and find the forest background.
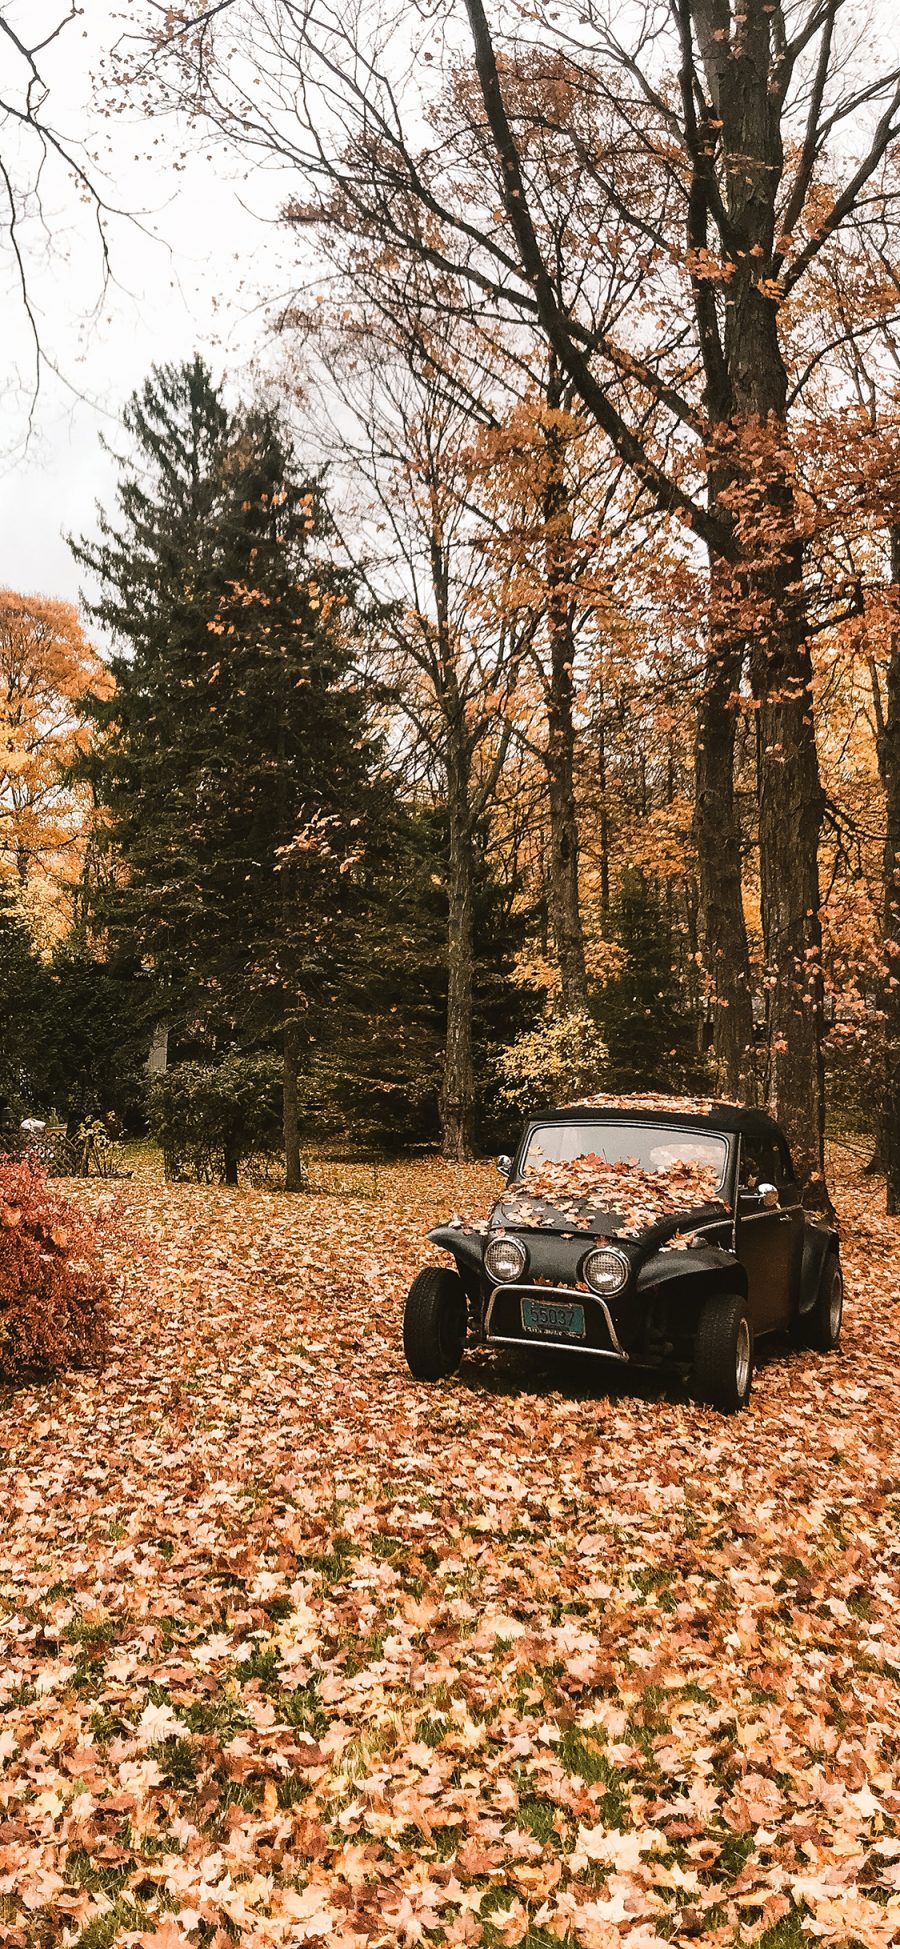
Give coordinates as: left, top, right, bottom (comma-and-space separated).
2, 0, 900, 1212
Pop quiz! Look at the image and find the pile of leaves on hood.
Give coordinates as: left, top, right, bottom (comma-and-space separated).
0, 1151, 898, 1949
562, 1093, 720, 1117
499, 1154, 724, 1234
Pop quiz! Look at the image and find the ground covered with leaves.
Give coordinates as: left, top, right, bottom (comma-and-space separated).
1, 1155, 899, 1949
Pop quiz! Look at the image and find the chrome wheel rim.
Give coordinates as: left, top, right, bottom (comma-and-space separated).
829, 1269, 843, 1341
735, 1318, 751, 1396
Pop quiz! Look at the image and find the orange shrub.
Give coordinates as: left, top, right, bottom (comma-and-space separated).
0, 1157, 109, 1380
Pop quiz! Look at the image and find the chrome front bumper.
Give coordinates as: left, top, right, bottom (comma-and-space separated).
483, 1282, 628, 1360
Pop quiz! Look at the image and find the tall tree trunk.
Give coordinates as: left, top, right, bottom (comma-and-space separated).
541, 356, 592, 1013
873, 527, 900, 1213
597, 697, 610, 921
748, 539, 828, 1208
441, 752, 476, 1161
283, 1015, 303, 1192
694, 598, 756, 1101
724, 420, 827, 1200
542, 356, 588, 1013
546, 644, 588, 1013
689, 0, 829, 1205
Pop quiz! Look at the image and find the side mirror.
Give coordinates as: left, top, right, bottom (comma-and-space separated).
497, 1154, 512, 1179
757, 1181, 779, 1209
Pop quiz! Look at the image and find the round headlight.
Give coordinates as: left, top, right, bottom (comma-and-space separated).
484, 1235, 527, 1283
583, 1246, 629, 1296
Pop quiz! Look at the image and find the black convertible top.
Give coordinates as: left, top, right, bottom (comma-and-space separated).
540, 1096, 785, 1141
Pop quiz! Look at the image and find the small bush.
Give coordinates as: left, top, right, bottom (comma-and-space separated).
496, 1010, 609, 1115
0, 1157, 109, 1381
147, 1054, 283, 1184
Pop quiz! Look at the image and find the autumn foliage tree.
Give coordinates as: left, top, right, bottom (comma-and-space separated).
285, 286, 527, 1159
787, 267, 900, 1211
0, 591, 109, 936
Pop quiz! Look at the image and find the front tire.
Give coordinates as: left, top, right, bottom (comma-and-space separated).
693, 1293, 753, 1413
403, 1266, 467, 1381
804, 1253, 843, 1351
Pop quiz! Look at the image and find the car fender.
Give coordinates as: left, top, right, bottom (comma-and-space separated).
636, 1243, 747, 1300
426, 1225, 485, 1302
797, 1222, 839, 1317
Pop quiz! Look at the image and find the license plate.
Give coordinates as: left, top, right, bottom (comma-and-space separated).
520, 1296, 586, 1341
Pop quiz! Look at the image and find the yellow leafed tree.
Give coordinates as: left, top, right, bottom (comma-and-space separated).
0, 591, 112, 940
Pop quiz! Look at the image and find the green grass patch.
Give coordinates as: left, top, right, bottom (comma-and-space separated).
557, 1727, 608, 1785
709, 1826, 756, 1879
215, 1779, 258, 1815
778, 1555, 810, 1583
345, 1629, 387, 1677
66, 1848, 135, 1897
848, 1589, 874, 1621
63, 1616, 121, 1648
235, 1643, 281, 1686
630, 1565, 671, 1596
182, 1693, 248, 1737
558, 1730, 629, 1824
265, 1595, 294, 1622
755, 1906, 810, 1949
275, 1681, 330, 1738
432, 1823, 464, 1861
679, 1681, 718, 1706
73, 1899, 150, 1949
148, 1736, 197, 1789
414, 1713, 448, 1748
68, 1657, 108, 1701
371, 1533, 407, 1561
312, 1532, 359, 1586
42, 1579, 75, 1605
514, 1793, 563, 1846
625, 1693, 672, 1767
88, 1708, 128, 1745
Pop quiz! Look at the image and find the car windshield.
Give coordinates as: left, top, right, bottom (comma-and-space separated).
520, 1121, 728, 1189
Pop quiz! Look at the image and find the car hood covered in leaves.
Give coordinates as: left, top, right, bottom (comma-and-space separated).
492, 1154, 727, 1241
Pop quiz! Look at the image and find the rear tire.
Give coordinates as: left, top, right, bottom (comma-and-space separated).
693, 1292, 753, 1413
804, 1253, 843, 1351
403, 1266, 467, 1381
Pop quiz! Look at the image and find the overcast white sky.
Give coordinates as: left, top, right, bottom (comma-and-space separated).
0, 0, 296, 611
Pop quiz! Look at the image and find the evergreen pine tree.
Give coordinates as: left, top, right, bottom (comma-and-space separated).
75, 360, 385, 1186
36, 943, 149, 1131
0, 886, 44, 1130
600, 869, 700, 1091
309, 802, 535, 1151
73, 357, 234, 1012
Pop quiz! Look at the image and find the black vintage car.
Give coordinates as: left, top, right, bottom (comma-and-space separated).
402, 1097, 842, 1411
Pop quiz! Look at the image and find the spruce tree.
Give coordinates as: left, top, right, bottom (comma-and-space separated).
73, 357, 234, 1013
75, 360, 383, 1187
0, 886, 43, 1129
600, 869, 700, 1092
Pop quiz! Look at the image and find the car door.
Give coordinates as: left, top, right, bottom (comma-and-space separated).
737, 1133, 796, 1334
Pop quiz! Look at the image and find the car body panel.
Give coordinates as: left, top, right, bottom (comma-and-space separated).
797, 1219, 839, 1315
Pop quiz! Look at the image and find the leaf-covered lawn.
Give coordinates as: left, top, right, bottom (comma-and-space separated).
1, 1158, 899, 1949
